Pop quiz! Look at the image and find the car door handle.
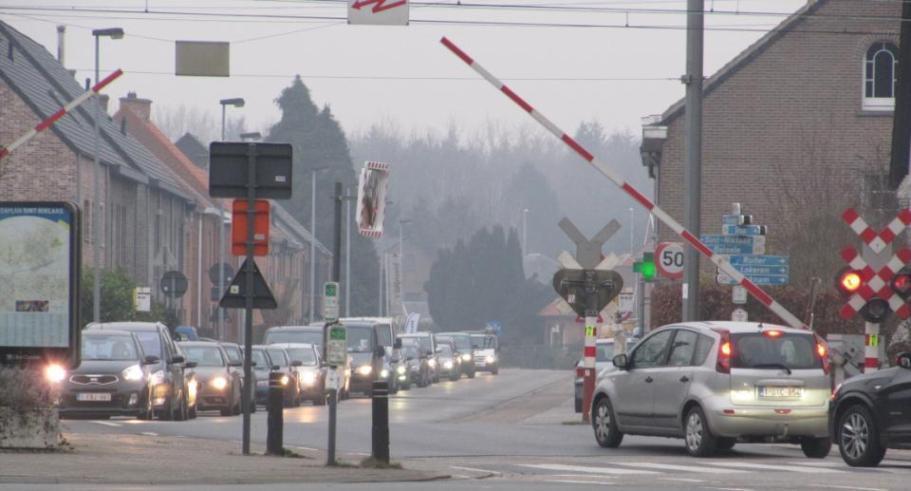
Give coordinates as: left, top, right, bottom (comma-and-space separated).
645, 376, 654, 383
679, 376, 690, 383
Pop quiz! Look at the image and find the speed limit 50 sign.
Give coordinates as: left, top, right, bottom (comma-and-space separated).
656, 242, 684, 280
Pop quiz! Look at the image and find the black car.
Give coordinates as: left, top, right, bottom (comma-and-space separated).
401, 344, 431, 388
60, 330, 159, 419
437, 332, 476, 378
88, 322, 192, 421
830, 352, 911, 466
273, 343, 326, 405
264, 345, 303, 407
178, 341, 242, 416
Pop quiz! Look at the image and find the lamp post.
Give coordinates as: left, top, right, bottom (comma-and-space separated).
629, 207, 635, 254
216, 97, 244, 339
91, 27, 123, 323
397, 219, 411, 317
309, 167, 330, 323
521, 208, 529, 257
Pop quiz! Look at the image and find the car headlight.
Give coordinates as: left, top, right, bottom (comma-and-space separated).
122, 364, 144, 381
301, 370, 317, 386
188, 379, 198, 398
396, 365, 406, 375
427, 359, 436, 368
45, 363, 66, 384
357, 365, 373, 376
461, 354, 472, 362
210, 376, 228, 390
486, 354, 496, 363
380, 368, 389, 379
280, 375, 290, 386
149, 370, 166, 386
443, 360, 453, 369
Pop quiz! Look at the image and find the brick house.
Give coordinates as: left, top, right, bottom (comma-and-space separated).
641, 0, 901, 271
0, 21, 192, 303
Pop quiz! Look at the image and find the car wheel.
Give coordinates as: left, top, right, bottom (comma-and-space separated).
220, 406, 233, 417
189, 405, 197, 419
684, 406, 718, 457
837, 404, 886, 467
716, 437, 737, 451
491, 367, 499, 375
593, 396, 623, 448
468, 370, 476, 379
800, 436, 831, 458
159, 396, 173, 421
138, 392, 154, 420
175, 393, 188, 421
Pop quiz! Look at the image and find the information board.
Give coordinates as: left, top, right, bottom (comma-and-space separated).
0, 202, 80, 367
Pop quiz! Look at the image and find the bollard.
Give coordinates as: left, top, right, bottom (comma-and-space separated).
371, 380, 390, 464
266, 371, 284, 456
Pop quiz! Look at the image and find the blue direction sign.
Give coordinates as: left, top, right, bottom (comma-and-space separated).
717, 271, 789, 286
701, 234, 766, 255
722, 214, 743, 226
723, 224, 766, 236
727, 254, 788, 266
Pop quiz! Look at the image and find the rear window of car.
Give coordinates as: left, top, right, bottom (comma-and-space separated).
732, 332, 821, 370
596, 343, 614, 362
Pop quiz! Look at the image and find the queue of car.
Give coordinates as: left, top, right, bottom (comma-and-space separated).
55, 319, 498, 423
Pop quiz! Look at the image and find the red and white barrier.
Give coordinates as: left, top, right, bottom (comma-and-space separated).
0, 69, 124, 161
439, 37, 805, 330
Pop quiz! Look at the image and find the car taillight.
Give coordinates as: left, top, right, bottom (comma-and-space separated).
763, 330, 782, 338
815, 335, 831, 375
716, 330, 732, 374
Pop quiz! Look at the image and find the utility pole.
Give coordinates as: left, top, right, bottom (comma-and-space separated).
682, 0, 704, 322
326, 181, 343, 466
890, 1, 911, 189
345, 187, 352, 317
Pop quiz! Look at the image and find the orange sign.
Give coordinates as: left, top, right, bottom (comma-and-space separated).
231, 199, 269, 256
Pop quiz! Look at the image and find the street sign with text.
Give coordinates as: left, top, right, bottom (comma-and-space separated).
323, 282, 340, 322
723, 224, 766, 236
727, 255, 788, 267
701, 234, 766, 255
656, 241, 684, 280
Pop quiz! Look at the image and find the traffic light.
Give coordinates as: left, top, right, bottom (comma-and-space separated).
891, 266, 911, 301
634, 252, 656, 282
835, 267, 862, 296
861, 298, 890, 323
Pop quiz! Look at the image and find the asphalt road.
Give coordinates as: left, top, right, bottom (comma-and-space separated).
60, 368, 911, 490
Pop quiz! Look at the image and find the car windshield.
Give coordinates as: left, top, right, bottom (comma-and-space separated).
346, 326, 374, 352
402, 336, 431, 352
285, 348, 317, 366
183, 346, 225, 367
732, 332, 821, 370
402, 345, 419, 359
251, 350, 269, 369
375, 325, 393, 347
265, 330, 323, 346
441, 335, 471, 351
82, 334, 140, 361
132, 331, 161, 358
596, 343, 615, 362
223, 346, 242, 364
266, 348, 288, 367
438, 345, 452, 356
471, 335, 496, 349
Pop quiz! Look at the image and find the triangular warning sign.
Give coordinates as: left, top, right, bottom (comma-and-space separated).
219, 258, 277, 310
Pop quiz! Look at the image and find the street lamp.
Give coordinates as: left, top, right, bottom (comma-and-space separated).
397, 219, 412, 316
309, 166, 331, 323
629, 207, 635, 254
219, 98, 245, 141
216, 97, 244, 338
91, 27, 123, 323
521, 208, 529, 257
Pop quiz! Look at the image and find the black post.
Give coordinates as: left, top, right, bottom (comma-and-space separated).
266, 371, 284, 455
327, 181, 343, 466
241, 143, 256, 456
371, 380, 390, 464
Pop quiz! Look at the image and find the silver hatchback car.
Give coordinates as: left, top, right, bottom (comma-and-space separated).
591, 322, 832, 458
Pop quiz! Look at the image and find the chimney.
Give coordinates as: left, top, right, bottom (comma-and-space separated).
56, 25, 65, 65
98, 94, 110, 114
119, 91, 152, 121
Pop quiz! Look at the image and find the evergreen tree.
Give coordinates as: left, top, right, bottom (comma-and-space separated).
266, 76, 379, 316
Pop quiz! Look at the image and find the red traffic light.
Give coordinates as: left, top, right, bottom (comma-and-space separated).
836, 268, 862, 295
891, 266, 911, 299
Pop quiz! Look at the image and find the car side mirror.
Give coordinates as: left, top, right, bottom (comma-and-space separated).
185, 361, 198, 369
374, 345, 386, 358
897, 352, 911, 369
612, 354, 630, 370
228, 361, 242, 367
291, 360, 303, 367
171, 355, 185, 365
142, 355, 160, 365
394, 338, 403, 350
251, 361, 258, 367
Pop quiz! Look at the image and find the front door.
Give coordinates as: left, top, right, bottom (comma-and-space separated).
614, 330, 674, 429
651, 329, 698, 432
882, 366, 911, 442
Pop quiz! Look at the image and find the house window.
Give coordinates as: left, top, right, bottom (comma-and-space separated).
863, 42, 898, 111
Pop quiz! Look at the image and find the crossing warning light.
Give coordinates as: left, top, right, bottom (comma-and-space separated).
634, 252, 656, 282
891, 266, 911, 300
836, 268, 862, 296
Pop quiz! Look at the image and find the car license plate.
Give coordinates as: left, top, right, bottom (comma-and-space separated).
758, 386, 802, 399
76, 392, 112, 402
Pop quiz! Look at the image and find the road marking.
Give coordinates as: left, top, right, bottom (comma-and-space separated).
808, 485, 886, 491
140, 431, 158, 437
545, 479, 614, 485
450, 465, 500, 475
92, 421, 121, 427
619, 462, 747, 474
707, 462, 843, 473
521, 463, 659, 475
662, 477, 705, 483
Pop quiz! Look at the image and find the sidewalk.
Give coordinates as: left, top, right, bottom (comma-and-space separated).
0, 433, 449, 485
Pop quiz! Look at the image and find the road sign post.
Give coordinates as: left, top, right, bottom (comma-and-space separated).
209, 142, 290, 456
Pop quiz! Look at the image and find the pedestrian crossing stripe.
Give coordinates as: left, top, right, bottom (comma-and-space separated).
513, 460, 908, 477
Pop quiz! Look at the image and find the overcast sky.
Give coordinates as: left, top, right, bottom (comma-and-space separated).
1, 0, 808, 141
